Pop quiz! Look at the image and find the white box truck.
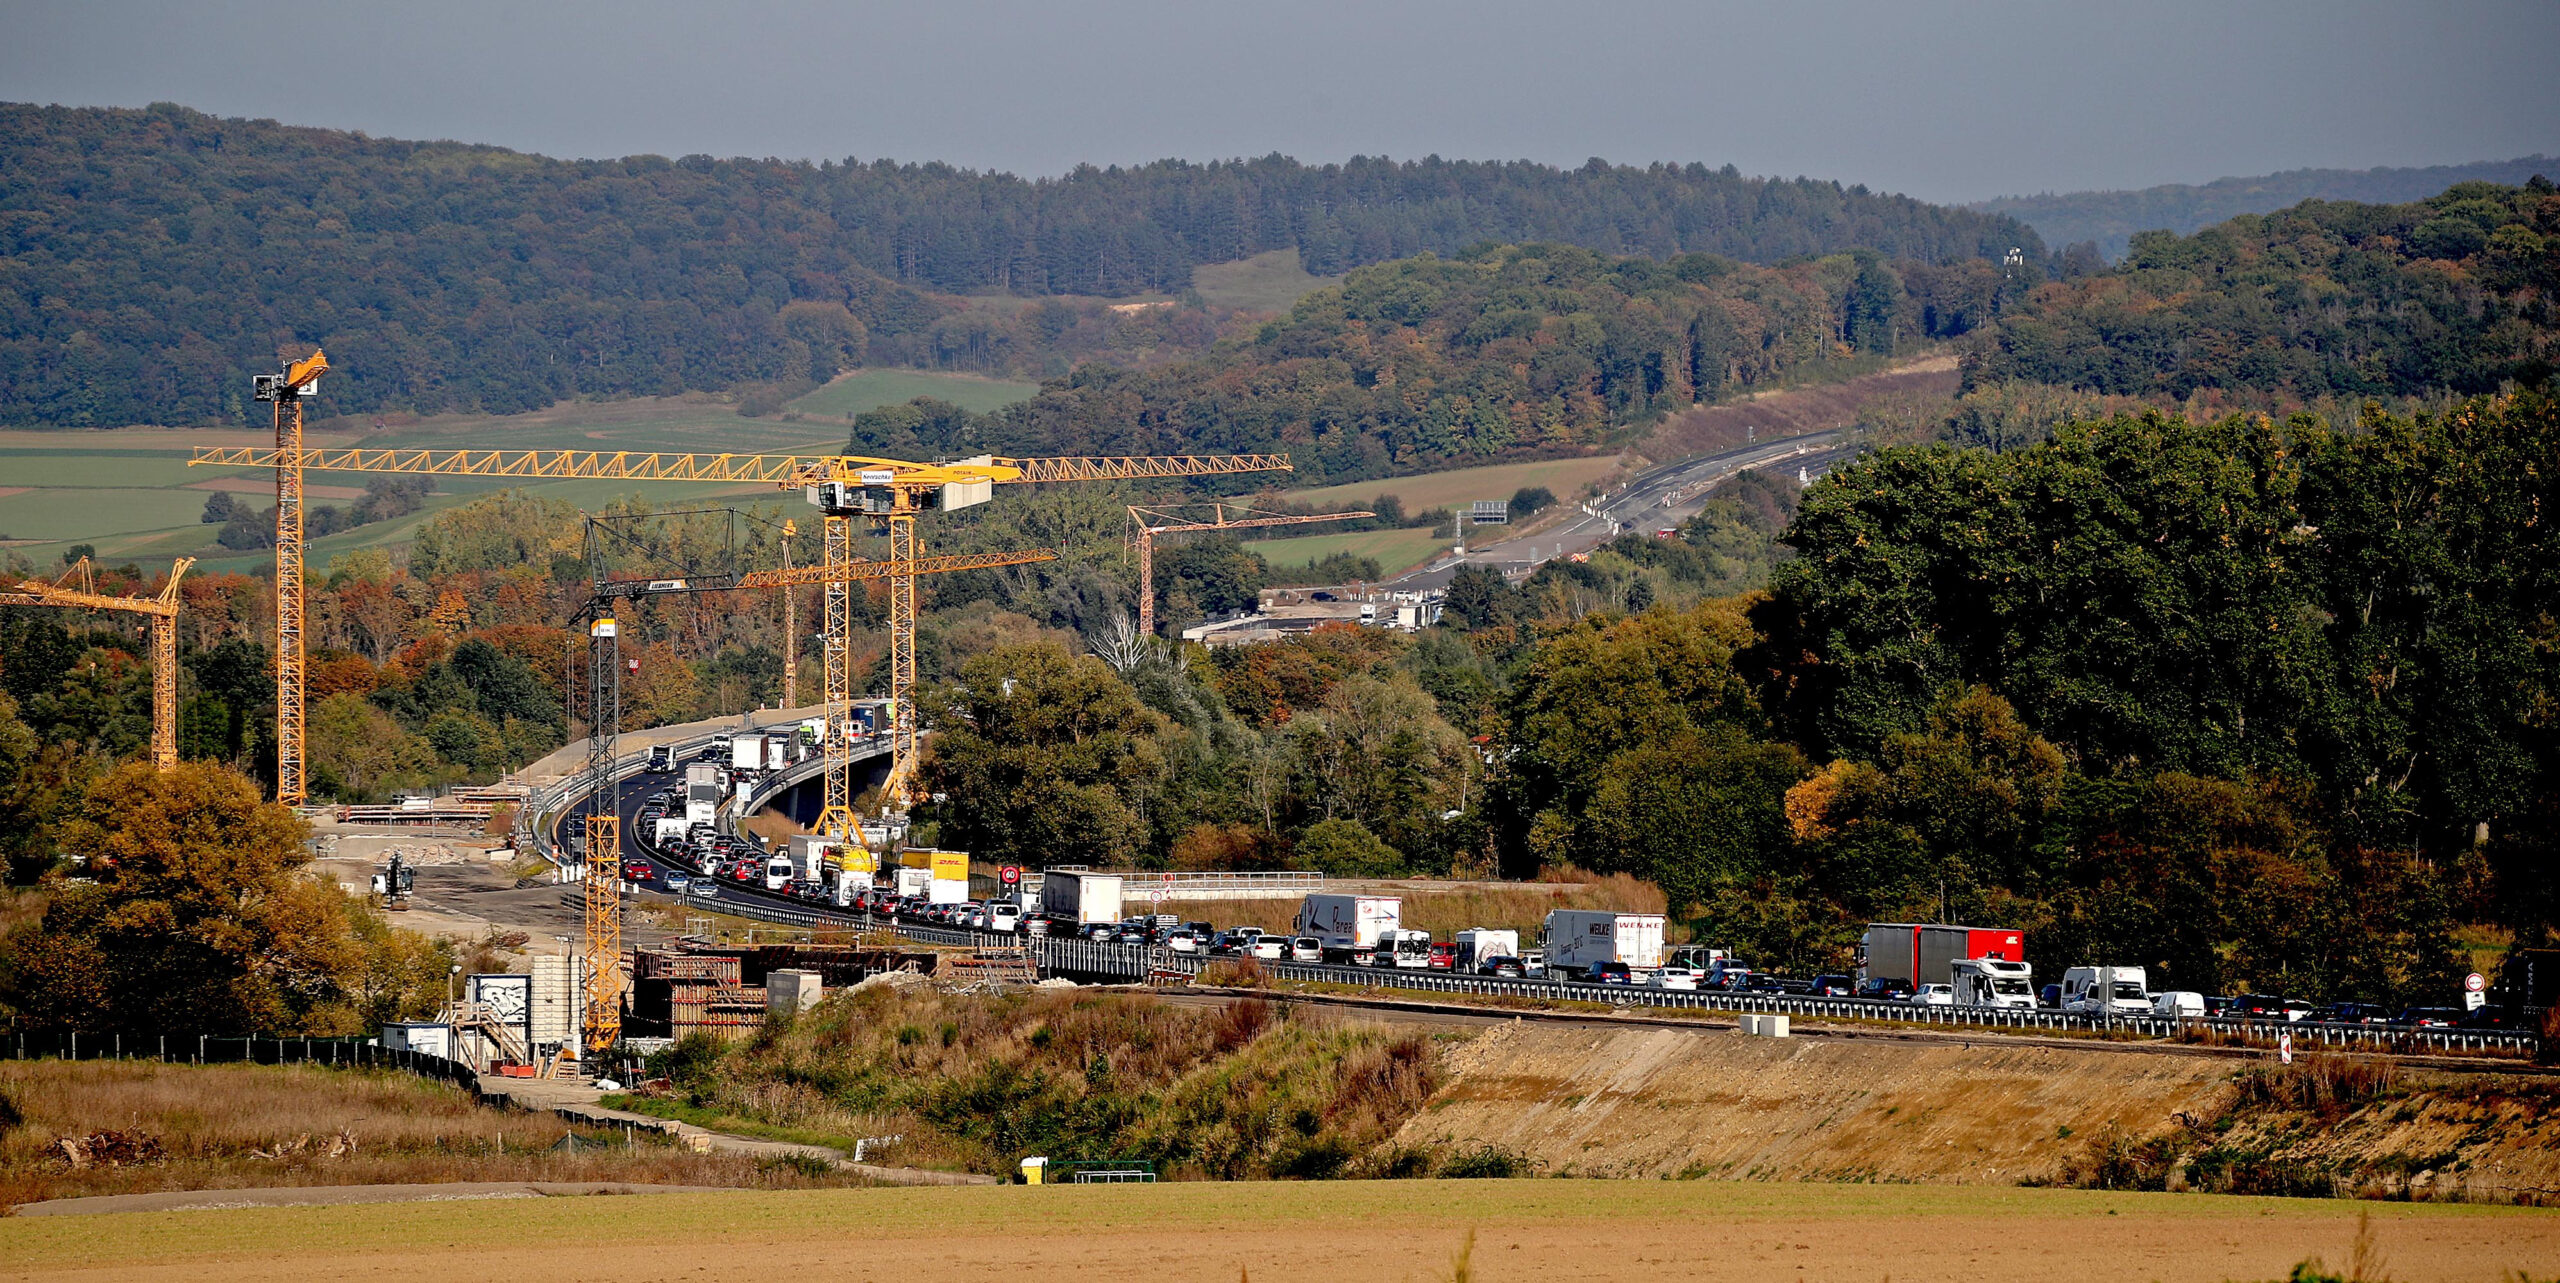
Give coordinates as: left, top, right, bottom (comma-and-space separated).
1453, 928, 1519, 970
730, 732, 767, 773
1294, 894, 1402, 961
1541, 911, 1667, 978
1043, 871, 1123, 926
893, 866, 933, 899
653, 816, 690, 847
683, 764, 721, 826
2061, 965, 2150, 1016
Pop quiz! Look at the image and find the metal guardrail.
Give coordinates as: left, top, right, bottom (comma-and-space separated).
844, 923, 2542, 1058
5, 1030, 483, 1088
1114, 870, 1324, 892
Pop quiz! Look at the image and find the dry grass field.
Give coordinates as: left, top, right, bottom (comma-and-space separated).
0, 1059, 857, 1211
0, 1179, 2551, 1282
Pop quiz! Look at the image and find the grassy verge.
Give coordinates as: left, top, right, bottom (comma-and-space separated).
638, 985, 1445, 1180
0, 1059, 867, 1210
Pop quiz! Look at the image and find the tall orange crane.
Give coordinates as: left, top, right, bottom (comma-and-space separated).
191, 438, 1290, 832
1128, 503, 1373, 637
251, 350, 328, 805
4, 557, 194, 768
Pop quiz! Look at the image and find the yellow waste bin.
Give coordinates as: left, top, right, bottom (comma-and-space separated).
1021, 1156, 1047, 1185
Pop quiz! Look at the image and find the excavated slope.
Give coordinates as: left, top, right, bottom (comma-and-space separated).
1401, 1021, 2560, 1198
1407, 1022, 2228, 1183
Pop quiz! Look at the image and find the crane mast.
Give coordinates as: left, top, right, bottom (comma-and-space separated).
4, 557, 194, 769
251, 350, 327, 804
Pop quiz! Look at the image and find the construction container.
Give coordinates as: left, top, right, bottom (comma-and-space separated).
527, 955, 587, 1052
766, 969, 823, 1015
379, 1022, 454, 1060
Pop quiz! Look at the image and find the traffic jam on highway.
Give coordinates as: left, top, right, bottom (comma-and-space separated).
588, 741, 2542, 1050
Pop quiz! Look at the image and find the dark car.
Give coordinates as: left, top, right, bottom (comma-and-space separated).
1807, 974, 1853, 997
2204, 995, 2235, 1017
1745, 973, 1788, 994
1584, 961, 1634, 985
2227, 994, 2296, 1021
1477, 956, 1526, 978
2393, 1007, 2464, 1028
1857, 977, 1912, 1002
2039, 983, 2062, 1009
2459, 1005, 2519, 1030
2310, 1002, 2393, 1025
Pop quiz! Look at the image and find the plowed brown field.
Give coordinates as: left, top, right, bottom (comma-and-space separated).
2, 1181, 2553, 1283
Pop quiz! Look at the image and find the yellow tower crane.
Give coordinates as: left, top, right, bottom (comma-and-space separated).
1127, 503, 1375, 638
3, 557, 194, 768
251, 350, 328, 805
190, 442, 1290, 832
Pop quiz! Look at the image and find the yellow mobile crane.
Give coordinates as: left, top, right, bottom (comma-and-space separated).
3, 557, 194, 769
192, 435, 1290, 831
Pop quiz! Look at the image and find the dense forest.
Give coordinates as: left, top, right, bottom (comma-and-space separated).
858, 241, 2020, 483
1974, 180, 2560, 401
0, 101, 2038, 428
1978, 154, 2560, 260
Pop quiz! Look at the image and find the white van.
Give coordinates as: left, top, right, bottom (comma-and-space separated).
2152, 990, 2206, 1018
2062, 966, 2152, 1016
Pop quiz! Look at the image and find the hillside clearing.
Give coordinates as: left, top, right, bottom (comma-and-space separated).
1241, 526, 1447, 574
1191, 248, 1342, 313
786, 369, 1040, 418
1280, 455, 1624, 514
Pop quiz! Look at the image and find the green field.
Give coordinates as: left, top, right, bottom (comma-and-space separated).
1191, 248, 1343, 313
1284, 455, 1622, 513
1242, 525, 1447, 574
787, 369, 1040, 418
0, 372, 1038, 571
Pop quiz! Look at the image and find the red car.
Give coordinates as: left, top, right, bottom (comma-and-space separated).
1427, 942, 1457, 970
624, 861, 655, 881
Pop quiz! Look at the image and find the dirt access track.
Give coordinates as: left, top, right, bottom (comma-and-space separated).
1, 1181, 2551, 1282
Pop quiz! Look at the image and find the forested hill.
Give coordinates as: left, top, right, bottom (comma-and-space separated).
1973, 180, 2560, 401
1978, 155, 2560, 260
0, 101, 2038, 428
853, 241, 2016, 485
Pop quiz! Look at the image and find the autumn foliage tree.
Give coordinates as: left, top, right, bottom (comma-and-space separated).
0, 762, 447, 1033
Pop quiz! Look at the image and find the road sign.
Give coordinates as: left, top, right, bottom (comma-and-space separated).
2466, 990, 2486, 1011
2465, 972, 2486, 993
2277, 1030, 2293, 1065
1000, 865, 1021, 887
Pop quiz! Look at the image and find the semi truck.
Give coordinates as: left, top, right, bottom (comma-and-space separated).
1541, 911, 1667, 978
683, 764, 721, 826
1858, 923, 2025, 991
1293, 894, 1402, 961
1043, 871, 1124, 927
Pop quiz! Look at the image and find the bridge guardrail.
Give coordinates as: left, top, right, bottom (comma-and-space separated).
853, 924, 2540, 1057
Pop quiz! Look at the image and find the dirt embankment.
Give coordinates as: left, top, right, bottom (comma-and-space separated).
1401, 1021, 2560, 1199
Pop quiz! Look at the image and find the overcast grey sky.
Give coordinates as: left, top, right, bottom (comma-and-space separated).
2, 1, 2551, 204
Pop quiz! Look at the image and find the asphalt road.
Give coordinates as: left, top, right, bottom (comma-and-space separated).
1382, 431, 1851, 590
